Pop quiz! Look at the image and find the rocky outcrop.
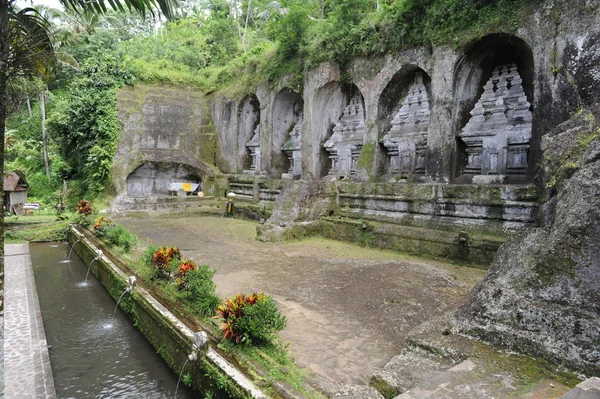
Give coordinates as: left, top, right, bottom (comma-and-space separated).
454, 111, 600, 374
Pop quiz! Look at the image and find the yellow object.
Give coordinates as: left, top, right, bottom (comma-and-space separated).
182, 183, 192, 192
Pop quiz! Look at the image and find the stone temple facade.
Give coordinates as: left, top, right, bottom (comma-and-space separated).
245, 124, 261, 175
324, 94, 366, 177
281, 116, 303, 179
382, 71, 431, 176
457, 63, 532, 183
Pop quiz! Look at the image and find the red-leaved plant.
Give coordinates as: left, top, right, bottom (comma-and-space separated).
216, 293, 266, 344
76, 200, 93, 215
152, 246, 181, 278
174, 259, 197, 290
93, 216, 112, 236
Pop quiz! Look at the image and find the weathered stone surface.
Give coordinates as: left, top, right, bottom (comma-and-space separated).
113, 84, 223, 207
324, 93, 366, 177
371, 347, 453, 395
560, 377, 600, 399
457, 64, 532, 181
382, 71, 431, 176
453, 112, 600, 373
334, 386, 384, 399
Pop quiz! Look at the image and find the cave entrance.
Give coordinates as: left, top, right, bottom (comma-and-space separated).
126, 162, 203, 197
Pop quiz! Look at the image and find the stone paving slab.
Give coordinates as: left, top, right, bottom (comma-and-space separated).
3, 244, 56, 399
559, 377, 600, 399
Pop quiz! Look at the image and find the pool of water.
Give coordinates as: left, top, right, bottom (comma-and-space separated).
31, 243, 195, 399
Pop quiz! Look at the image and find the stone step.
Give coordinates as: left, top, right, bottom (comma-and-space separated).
370, 347, 456, 397
558, 377, 600, 399
393, 359, 570, 399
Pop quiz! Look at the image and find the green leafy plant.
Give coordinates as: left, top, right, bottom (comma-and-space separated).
184, 265, 221, 317
216, 293, 286, 346
151, 246, 181, 279
93, 215, 112, 237
105, 224, 138, 252
174, 259, 198, 290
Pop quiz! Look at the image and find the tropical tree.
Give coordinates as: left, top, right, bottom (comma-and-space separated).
0, 0, 175, 312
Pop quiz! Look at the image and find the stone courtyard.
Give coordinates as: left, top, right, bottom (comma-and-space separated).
120, 214, 484, 394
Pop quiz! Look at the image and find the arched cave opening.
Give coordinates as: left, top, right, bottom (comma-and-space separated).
378, 66, 432, 178
322, 84, 366, 178
273, 88, 304, 178
239, 94, 261, 173
126, 162, 203, 196
453, 33, 535, 184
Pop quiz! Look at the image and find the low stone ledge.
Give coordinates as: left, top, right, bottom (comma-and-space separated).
4, 244, 57, 399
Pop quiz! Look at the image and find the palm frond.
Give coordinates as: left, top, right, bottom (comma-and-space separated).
60, 0, 177, 21
5, 7, 55, 81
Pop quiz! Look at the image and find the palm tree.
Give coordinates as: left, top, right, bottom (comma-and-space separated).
1, 0, 55, 276
0, 0, 175, 301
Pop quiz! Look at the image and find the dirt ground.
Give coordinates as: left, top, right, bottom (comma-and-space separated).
119, 215, 485, 394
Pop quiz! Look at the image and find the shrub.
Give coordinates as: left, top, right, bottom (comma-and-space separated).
174, 259, 198, 291
140, 244, 158, 267
152, 246, 181, 279
217, 293, 286, 346
184, 265, 220, 317
76, 200, 93, 215
93, 216, 112, 237
105, 224, 138, 252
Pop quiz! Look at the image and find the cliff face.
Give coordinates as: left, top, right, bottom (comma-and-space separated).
451, 2, 600, 374
454, 111, 600, 373
112, 84, 225, 204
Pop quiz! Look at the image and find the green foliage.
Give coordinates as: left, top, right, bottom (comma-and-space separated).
217, 293, 287, 346
236, 295, 287, 345
184, 265, 221, 317
49, 52, 134, 200
105, 224, 138, 251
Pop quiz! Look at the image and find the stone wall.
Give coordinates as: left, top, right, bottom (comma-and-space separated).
210, 1, 599, 186
112, 84, 226, 208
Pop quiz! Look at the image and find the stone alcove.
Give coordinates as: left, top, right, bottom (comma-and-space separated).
239, 94, 261, 174
310, 82, 351, 178
453, 33, 534, 184
378, 66, 432, 178
323, 84, 366, 178
126, 162, 203, 196
273, 88, 304, 179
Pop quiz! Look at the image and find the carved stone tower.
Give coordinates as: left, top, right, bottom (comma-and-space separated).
382, 71, 431, 176
458, 63, 532, 183
324, 93, 366, 177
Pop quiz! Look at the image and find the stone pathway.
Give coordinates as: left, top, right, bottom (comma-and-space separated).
3, 244, 56, 399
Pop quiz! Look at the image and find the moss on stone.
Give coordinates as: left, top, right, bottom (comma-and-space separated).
356, 142, 376, 175
369, 375, 400, 399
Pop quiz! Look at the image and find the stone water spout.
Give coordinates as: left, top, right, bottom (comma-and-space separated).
62, 237, 82, 263
175, 331, 208, 397
84, 250, 103, 284
109, 276, 137, 325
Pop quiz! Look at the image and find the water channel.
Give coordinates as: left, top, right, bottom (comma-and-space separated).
31, 243, 195, 399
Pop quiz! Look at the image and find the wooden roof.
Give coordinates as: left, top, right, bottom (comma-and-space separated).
4, 171, 28, 192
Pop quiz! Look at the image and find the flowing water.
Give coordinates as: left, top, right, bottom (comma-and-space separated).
31, 243, 195, 399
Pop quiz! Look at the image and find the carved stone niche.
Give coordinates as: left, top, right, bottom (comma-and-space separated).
281, 116, 303, 179
324, 93, 366, 177
382, 71, 431, 176
244, 124, 261, 175
457, 63, 532, 183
